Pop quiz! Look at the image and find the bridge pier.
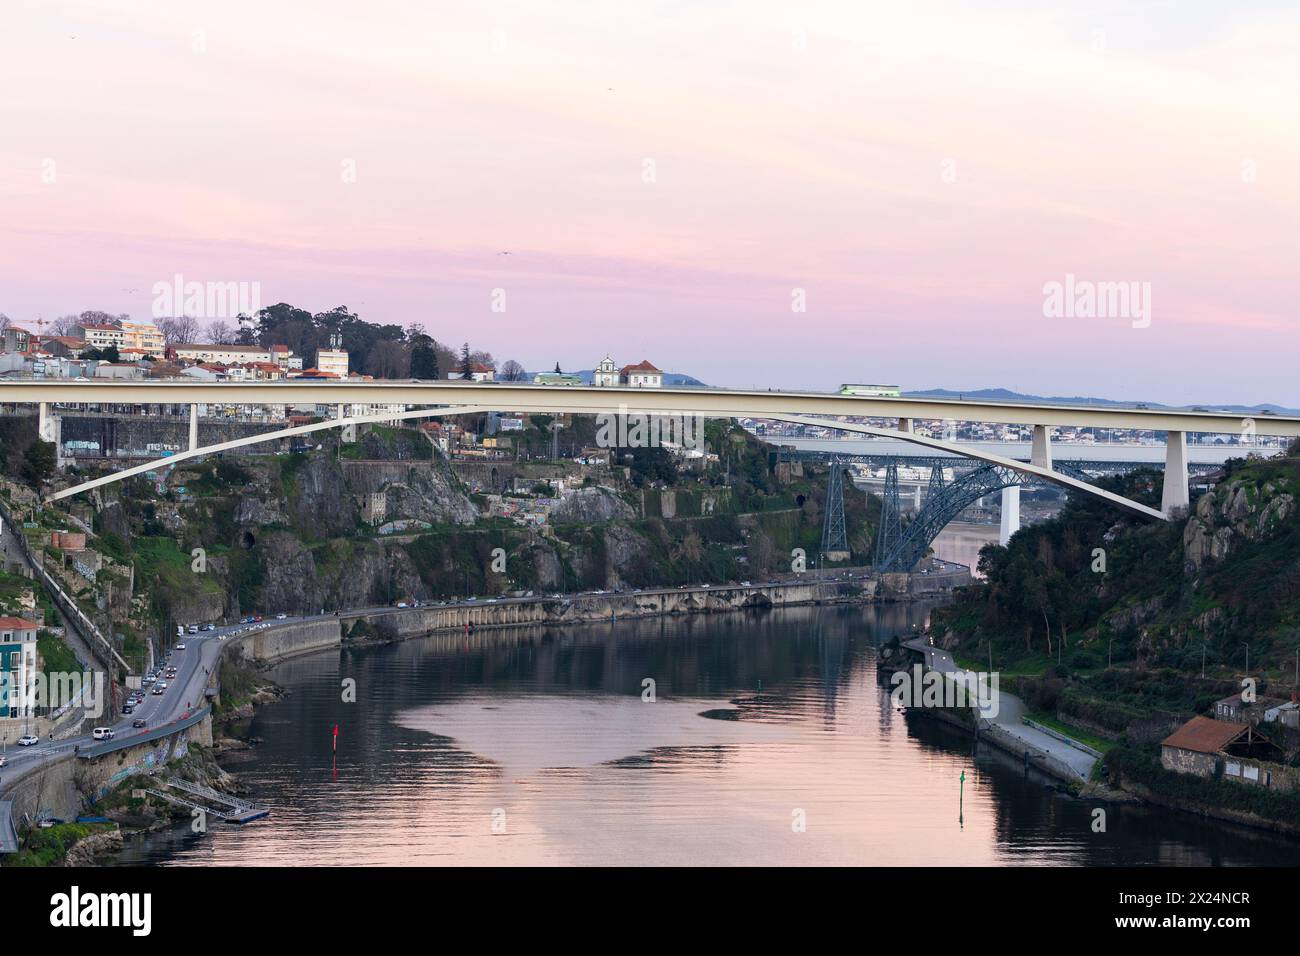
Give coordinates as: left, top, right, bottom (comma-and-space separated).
37, 402, 59, 443
999, 485, 1020, 545
336, 404, 357, 443
898, 417, 912, 433
188, 403, 199, 451
1161, 430, 1189, 515
1031, 424, 1053, 470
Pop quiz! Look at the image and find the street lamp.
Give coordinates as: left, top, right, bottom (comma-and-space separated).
1243, 642, 1250, 676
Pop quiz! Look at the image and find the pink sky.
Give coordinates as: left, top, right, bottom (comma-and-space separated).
2, 0, 1297, 404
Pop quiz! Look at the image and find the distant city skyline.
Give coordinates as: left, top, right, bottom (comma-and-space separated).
3, 0, 1297, 406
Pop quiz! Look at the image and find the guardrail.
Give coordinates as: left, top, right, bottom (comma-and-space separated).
0, 497, 129, 673
1021, 717, 1105, 760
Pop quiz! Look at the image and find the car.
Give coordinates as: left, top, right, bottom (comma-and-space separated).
240, 616, 252, 624
487, 598, 498, 603
740, 581, 752, 587
152, 686, 164, 695
92, 727, 115, 741
188, 624, 199, 634
0, 755, 7, 767
204, 623, 216, 631
252, 615, 263, 622
142, 675, 155, 684
17, 735, 39, 746
276, 613, 287, 620
175, 642, 186, 650
122, 704, 134, 715
396, 602, 408, 608
132, 719, 147, 729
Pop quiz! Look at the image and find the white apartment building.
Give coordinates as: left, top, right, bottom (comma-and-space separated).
175, 344, 273, 364
315, 348, 349, 378
75, 323, 127, 351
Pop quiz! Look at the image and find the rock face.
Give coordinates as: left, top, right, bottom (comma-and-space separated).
287, 456, 358, 538
550, 486, 636, 524
63, 828, 124, 866
379, 464, 478, 526
1183, 475, 1295, 572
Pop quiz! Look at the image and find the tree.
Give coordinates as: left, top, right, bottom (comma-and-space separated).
459, 343, 474, 379
47, 314, 80, 336
500, 359, 526, 382
22, 439, 56, 487
158, 315, 202, 345
0, 313, 10, 332
204, 319, 236, 344
410, 333, 438, 380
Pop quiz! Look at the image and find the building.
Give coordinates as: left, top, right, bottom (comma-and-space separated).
0, 617, 39, 719
0, 327, 32, 353
175, 343, 274, 365
118, 321, 166, 356
271, 344, 303, 370
75, 323, 127, 351
448, 362, 496, 383
1214, 694, 1291, 726
50, 530, 86, 550
593, 355, 620, 387
315, 347, 349, 378
620, 359, 663, 388
1160, 715, 1284, 784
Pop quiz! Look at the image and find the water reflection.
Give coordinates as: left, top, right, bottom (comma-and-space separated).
114, 604, 1300, 866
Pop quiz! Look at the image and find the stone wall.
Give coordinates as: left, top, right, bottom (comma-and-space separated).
230, 618, 342, 663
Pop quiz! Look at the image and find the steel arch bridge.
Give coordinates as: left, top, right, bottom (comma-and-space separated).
872, 458, 1103, 573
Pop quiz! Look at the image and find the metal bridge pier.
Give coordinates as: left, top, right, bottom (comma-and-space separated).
188, 403, 199, 451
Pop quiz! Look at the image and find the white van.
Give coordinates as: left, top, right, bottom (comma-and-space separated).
92, 727, 115, 741
188, 624, 199, 635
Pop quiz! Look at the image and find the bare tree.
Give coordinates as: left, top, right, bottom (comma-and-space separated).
48, 314, 81, 336
500, 359, 526, 381
204, 319, 236, 344
159, 315, 203, 345
0, 313, 10, 333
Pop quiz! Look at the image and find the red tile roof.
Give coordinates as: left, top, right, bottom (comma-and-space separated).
0, 616, 38, 632
620, 359, 660, 374
1162, 715, 1250, 754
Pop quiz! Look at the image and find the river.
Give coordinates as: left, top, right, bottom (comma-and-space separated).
111, 601, 1300, 866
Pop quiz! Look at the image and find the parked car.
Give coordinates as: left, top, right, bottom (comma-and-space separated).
175, 642, 186, 650
122, 704, 134, 715
188, 624, 199, 634
17, 735, 39, 746
92, 727, 115, 741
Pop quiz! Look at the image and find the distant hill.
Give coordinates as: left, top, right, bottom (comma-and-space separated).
904, 387, 1299, 416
